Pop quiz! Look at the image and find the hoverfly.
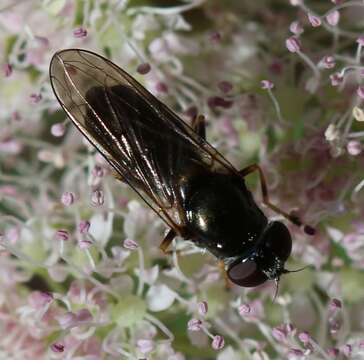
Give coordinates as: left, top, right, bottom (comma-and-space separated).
49, 49, 314, 288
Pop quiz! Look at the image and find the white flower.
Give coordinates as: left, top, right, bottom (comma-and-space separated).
146, 284, 176, 311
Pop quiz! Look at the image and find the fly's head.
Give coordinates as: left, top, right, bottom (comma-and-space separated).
226, 221, 292, 287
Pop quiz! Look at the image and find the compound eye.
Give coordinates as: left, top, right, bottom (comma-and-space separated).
264, 221, 292, 262
227, 259, 268, 287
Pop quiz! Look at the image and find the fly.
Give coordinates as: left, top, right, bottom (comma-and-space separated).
49, 49, 315, 288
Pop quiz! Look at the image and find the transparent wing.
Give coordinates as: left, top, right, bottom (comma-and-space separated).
49, 49, 236, 231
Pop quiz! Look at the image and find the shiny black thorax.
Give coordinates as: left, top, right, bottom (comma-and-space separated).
179, 168, 268, 259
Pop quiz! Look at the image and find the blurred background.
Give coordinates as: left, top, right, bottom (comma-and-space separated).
1, 1, 364, 359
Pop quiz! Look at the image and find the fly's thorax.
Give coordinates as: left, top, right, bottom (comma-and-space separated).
179, 171, 268, 258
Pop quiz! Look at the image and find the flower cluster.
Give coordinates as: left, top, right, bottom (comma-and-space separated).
1, 0, 364, 359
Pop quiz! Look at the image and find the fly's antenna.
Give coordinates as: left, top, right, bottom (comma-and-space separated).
282, 265, 310, 274
274, 266, 310, 301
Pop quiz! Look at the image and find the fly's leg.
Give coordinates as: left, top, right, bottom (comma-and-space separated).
191, 114, 206, 140
159, 229, 177, 254
218, 260, 231, 289
239, 164, 315, 235
112, 171, 125, 182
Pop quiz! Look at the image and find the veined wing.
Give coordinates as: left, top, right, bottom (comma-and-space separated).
49, 49, 237, 231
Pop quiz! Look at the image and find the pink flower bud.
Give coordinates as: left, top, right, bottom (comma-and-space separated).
211, 335, 225, 350
123, 238, 139, 250
38, 291, 54, 304
209, 31, 222, 43
347, 140, 362, 156
285, 323, 295, 334
320, 55, 335, 69
357, 36, 364, 46
30, 93, 42, 104
6, 227, 19, 244
289, 348, 304, 357
51, 123, 65, 137
198, 301, 208, 316
3, 63, 12, 77
329, 298, 342, 311
304, 225, 316, 236
55, 229, 69, 241
92, 165, 104, 178
137, 62, 151, 75
298, 331, 311, 344
91, 189, 104, 206
207, 96, 233, 109
272, 326, 287, 342
155, 82, 168, 93
327, 347, 339, 358
326, 10, 340, 26
57, 311, 77, 329
61, 191, 75, 206
73, 27, 87, 38
238, 303, 251, 315
357, 86, 364, 99
330, 73, 343, 86
75, 308, 93, 323
79, 220, 90, 234
78, 239, 92, 249
342, 344, 352, 357
261, 80, 274, 89
187, 318, 202, 331
137, 339, 154, 354
218, 81, 233, 94
290, 21, 304, 35
0, 138, 22, 154
308, 13, 322, 27
185, 106, 198, 119
286, 36, 301, 53
51, 343, 64, 353
329, 319, 341, 334
28, 291, 53, 309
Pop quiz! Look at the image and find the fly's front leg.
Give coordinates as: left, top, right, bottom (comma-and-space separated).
160, 229, 177, 254
239, 164, 315, 235
159, 210, 190, 255
191, 114, 206, 140
218, 260, 232, 289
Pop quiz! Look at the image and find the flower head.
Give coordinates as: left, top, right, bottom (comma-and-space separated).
2, 1, 364, 358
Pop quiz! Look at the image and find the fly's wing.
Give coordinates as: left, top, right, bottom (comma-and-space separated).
49, 49, 237, 231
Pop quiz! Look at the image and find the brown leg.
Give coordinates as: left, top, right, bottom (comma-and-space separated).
112, 171, 125, 183
239, 164, 315, 235
218, 260, 231, 289
191, 114, 206, 140
159, 229, 177, 254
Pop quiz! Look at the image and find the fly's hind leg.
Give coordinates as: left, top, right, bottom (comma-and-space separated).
191, 114, 206, 140
239, 164, 315, 235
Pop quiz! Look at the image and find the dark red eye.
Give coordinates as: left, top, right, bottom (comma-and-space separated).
263, 221, 292, 261
227, 259, 268, 287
